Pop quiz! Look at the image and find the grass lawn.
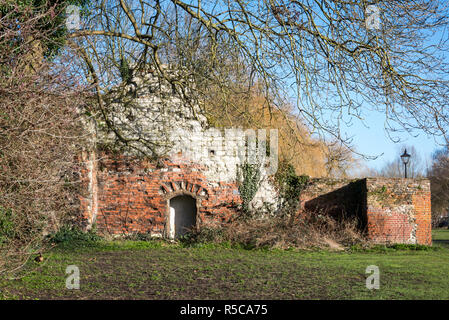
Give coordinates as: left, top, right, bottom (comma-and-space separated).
1, 229, 449, 300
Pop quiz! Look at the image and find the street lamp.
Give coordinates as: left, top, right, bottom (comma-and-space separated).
400, 149, 411, 178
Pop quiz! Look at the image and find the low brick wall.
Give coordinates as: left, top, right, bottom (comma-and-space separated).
300, 177, 432, 245
300, 178, 367, 228
365, 178, 431, 245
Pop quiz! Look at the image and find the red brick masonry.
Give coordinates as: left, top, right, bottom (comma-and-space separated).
80, 152, 431, 245
365, 178, 431, 245
301, 178, 432, 245
79, 152, 241, 237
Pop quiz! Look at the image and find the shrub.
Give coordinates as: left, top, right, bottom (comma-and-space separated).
179, 226, 226, 245
0, 207, 16, 245
121, 232, 162, 242
48, 225, 102, 244
0, 2, 90, 274
274, 159, 309, 216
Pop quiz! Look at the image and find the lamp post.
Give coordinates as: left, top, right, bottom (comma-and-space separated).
400, 149, 411, 178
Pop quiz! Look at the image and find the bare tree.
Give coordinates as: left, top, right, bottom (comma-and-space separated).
0, 1, 91, 274
428, 147, 449, 228
68, 0, 449, 157
323, 140, 360, 178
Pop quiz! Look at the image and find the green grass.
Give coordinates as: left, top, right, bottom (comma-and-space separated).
1, 230, 449, 300
432, 228, 449, 248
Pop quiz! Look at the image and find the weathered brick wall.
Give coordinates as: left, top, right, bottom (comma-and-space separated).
79, 67, 279, 235
79, 68, 432, 244
366, 178, 431, 245
96, 68, 280, 212
300, 177, 432, 245
80, 165, 432, 245
79, 152, 241, 236
300, 178, 367, 228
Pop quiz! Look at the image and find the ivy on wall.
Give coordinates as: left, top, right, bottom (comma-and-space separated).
237, 162, 261, 216
275, 160, 309, 216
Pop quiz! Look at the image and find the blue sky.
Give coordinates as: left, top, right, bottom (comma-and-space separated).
303, 3, 449, 174
343, 21, 448, 172
341, 109, 443, 172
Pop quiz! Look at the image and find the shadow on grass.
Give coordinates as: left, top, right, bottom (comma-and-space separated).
433, 239, 449, 248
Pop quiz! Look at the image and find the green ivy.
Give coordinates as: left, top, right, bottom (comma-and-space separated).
0, 207, 15, 245
119, 57, 132, 83
275, 160, 309, 215
238, 162, 261, 215
0, 0, 91, 59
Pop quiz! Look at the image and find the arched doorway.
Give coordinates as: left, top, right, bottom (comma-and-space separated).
169, 195, 197, 239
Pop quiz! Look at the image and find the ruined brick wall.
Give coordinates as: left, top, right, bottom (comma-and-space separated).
80, 152, 242, 236
78, 68, 280, 236
91, 67, 279, 214
78, 67, 432, 244
300, 177, 432, 245
80, 155, 432, 244
366, 178, 431, 245
300, 178, 367, 228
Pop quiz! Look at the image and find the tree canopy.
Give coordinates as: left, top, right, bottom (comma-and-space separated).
68, 0, 449, 155
0, 0, 90, 59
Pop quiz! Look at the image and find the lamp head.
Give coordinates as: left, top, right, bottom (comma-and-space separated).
400, 149, 411, 165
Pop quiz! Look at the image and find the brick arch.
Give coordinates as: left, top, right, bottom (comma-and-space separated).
159, 180, 209, 199
160, 180, 209, 239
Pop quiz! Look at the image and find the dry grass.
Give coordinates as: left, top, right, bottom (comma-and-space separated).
185, 211, 366, 250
